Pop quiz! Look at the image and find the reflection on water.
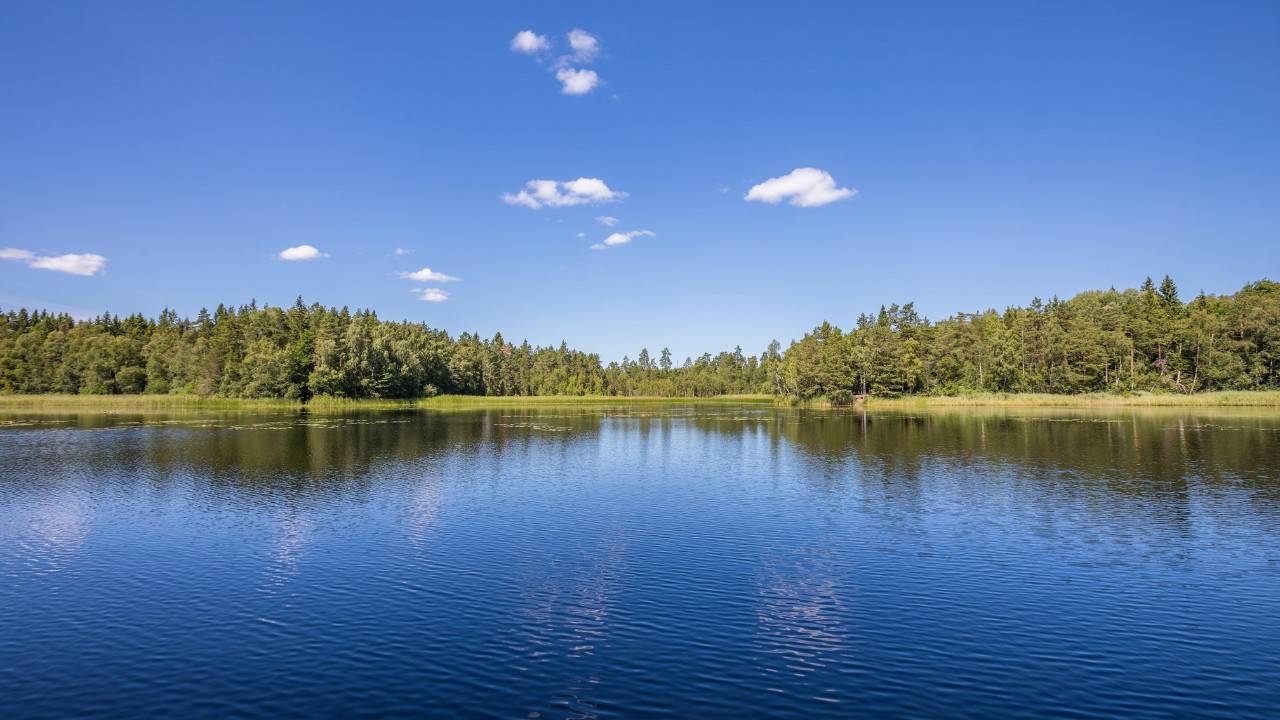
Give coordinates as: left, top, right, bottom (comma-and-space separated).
7, 497, 91, 578
0, 404, 1278, 719
755, 543, 848, 704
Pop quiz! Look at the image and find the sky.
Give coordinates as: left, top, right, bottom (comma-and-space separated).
1, 1, 1277, 361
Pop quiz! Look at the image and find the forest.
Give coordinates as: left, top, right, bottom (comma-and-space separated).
0, 276, 1276, 401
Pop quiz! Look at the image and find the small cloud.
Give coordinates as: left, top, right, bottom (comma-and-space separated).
576, 232, 586, 238
591, 229, 654, 250
2, 247, 107, 276
399, 267, 460, 282
394, 247, 414, 256
745, 167, 857, 207
510, 30, 550, 54
31, 254, 108, 276
594, 215, 619, 227
566, 29, 600, 63
0, 248, 35, 261
412, 288, 450, 303
515, 28, 605, 96
503, 177, 626, 209
556, 67, 600, 95
279, 245, 328, 261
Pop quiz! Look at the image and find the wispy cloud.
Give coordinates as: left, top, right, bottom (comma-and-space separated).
594, 215, 620, 227
503, 178, 626, 209
393, 247, 414, 256
745, 167, 857, 207
590, 229, 654, 250
510, 30, 550, 54
566, 29, 600, 63
0, 248, 35, 261
411, 288, 450, 303
2, 247, 107, 276
399, 267, 460, 282
278, 245, 328, 261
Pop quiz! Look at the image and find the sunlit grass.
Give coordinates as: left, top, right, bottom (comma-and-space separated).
860, 391, 1280, 409
413, 394, 774, 408
2, 391, 1275, 415
0, 394, 303, 412
0, 393, 776, 414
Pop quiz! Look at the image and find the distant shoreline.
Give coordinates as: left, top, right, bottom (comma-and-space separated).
0, 393, 774, 413
853, 391, 1280, 409
0, 391, 1277, 413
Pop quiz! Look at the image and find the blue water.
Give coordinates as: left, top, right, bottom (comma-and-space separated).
1, 406, 1278, 718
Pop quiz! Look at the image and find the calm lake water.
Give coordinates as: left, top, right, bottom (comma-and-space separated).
1, 404, 1278, 719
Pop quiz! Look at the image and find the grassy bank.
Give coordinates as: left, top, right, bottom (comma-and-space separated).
413, 394, 773, 409
856, 391, 1280, 409
0, 394, 304, 412
0, 393, 775, 413
2, 391, 1277, 414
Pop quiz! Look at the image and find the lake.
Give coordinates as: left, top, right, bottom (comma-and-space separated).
1, 404, 1278, 718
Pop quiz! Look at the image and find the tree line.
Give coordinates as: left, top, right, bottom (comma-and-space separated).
0, 276, 1276, 400
779, 276, 1279, 402
0, 298, 773, 398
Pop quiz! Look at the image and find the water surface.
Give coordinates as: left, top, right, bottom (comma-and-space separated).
2, 404, 1278, 718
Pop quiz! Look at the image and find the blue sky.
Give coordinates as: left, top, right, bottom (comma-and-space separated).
2, 1, 1277, 361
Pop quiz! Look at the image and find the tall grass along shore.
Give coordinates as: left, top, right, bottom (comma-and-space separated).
856, 391, 1280, 409
0, 393, 776, 414
0, 391, 1277, 414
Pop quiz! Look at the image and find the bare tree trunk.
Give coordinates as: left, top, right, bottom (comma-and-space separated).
1129, 344, 1135, 389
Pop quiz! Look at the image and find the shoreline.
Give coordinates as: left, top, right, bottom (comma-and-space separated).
0, 391, 1277, 413
0, 393, 775, 413
855, 391, 1280, 409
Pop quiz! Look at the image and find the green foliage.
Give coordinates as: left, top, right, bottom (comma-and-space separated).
2, 277, 1276, 401
0, 301, 769, 399
778, 278, 1280, 401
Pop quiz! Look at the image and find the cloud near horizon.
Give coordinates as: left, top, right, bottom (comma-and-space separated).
411, 288, 450, 302
503, 178, 626, 209
399, 267, 460, 282
1, 247, 107, 276
278, 245, 328, 261
590, 229, 654, 250
744, 167, 857, 207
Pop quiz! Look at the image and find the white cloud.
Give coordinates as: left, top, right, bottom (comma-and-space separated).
510, 30, 550, 54
503, 177, 626, 209
398, 267, 461, 282
394, 247, 414, 256
556, 67, 599, 95
30, 254, 108, 276
744, 167, 857, 207
566, 29, 600, 63
0, 248, 35, 261
411, 288, 450, 303
576, 232, 586, 238
594, 215, 619, 227
1, 247, 107, 276
513, 27, 604, 95
590, 229, 654, 250
278, 244, 328, 261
